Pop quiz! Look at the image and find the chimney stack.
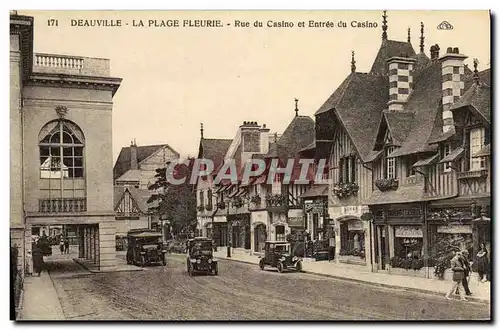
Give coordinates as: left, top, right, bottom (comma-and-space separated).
259, 124, 270, 154
387, 54, 416, 111
440, 47, 467, 133
430, 44, 440, 61
130, 139, 138, 170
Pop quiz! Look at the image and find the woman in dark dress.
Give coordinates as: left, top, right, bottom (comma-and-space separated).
32, 243, 44, 276
476, 243, 490, 282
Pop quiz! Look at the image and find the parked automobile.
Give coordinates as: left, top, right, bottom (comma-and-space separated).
126, 229, 166, 267
186, 237, 218, 276
259, 241, 302, 273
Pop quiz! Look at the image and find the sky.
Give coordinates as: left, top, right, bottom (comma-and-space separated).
19, 10, 490, 163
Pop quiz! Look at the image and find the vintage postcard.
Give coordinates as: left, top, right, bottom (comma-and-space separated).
10, 9, 491, 321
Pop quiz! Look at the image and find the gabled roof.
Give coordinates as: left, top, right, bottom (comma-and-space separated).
114, 185, 152, 214
265, 115, 315, 160
316, 72, 389, 161
450, 79, 491, 124
113, 144, 180, 181
369, 40, 417, 75
197, 138, 233, 173
378, 111, 415, 147
115, 169, 141, 183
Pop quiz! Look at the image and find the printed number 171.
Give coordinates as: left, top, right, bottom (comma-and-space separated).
48, 19, 59, 27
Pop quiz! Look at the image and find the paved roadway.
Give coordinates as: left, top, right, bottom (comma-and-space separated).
46, 254, 490, 321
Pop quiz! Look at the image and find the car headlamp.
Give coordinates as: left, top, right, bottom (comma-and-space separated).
196, 259, 201, 264
208, 259, 212, 263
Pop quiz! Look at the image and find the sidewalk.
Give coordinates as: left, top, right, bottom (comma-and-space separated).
214, 250, 491, 303
18, 271, 65, 320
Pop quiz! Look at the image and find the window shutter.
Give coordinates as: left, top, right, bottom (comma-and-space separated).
350, 156, 356, 183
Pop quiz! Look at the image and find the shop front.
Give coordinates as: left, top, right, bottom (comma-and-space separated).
338, 217, 365, 263
228, 214, 251, 250
250, 210, 269, 253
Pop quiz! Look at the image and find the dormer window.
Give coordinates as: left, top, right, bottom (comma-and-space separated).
470, 127, 486, 170
405, 154, 418, 177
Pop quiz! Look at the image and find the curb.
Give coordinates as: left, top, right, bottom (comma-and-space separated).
16, 287, 25, 320
219, 256, 490, 304
73, 258, 144, 273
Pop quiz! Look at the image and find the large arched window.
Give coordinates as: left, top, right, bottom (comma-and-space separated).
39, 120, 85, 179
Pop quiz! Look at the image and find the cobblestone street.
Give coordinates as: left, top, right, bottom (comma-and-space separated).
38, 254, 490, 321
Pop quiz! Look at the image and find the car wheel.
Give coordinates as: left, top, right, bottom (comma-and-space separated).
295, 261, 302, 272
277, 262, 284, 273
141, 256, 146, 268
162, 255, 167, 266
259, 259, 265, 270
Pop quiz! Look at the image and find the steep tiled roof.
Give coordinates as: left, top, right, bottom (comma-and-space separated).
198, 138, 233, 173
115, 169, 141, 182
414, 52, 432, 71
370, 40, 417, 75
265, 115, 315, 160
316, 72, 389, 161
113, 144, 180, 181
365, 184, 425, 205
387, 62, 446, 157
383, 111, 415, 146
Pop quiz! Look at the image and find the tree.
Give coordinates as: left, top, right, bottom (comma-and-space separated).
148, 158, 197, 237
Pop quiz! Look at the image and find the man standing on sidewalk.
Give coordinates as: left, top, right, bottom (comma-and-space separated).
457, 250, 472, 296
446, 250, 467, 301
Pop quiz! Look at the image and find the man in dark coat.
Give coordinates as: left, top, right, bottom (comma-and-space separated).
456, 250, 472, 296
32, 243, 44, 276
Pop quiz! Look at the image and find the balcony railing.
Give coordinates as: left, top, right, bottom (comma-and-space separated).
33, 53, 110, 77
39, 198, 87, 213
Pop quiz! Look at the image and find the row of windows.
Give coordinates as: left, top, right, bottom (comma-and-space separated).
442, 73, 465, 82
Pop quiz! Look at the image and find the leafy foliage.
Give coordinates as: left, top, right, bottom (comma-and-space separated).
148, 159, 197, 235
333, 182, 359, 199
265, 194, 286, 206
375, 178, 399, 191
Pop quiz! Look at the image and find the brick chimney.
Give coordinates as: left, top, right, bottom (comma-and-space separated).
387, 53, 416, 111
130, 139, 138, 170
440, 47, 467, 133
240, 121, 261, 165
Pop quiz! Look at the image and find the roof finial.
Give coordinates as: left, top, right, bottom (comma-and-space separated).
294, 98, 299, 117
419, 22, 425, 53
407, 27, 411, 43
382, 10, 388, 41
200, 122, 204, 139
351, 50, 356, 73
473, 59, 480, 85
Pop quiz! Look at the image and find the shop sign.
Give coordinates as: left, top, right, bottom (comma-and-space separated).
347, 221, 363, 231
305, 200, 324, 214
288, 217, 304, 228
342, 206, 360, 215
395, 226, 423, 238
437, 225, 472, 234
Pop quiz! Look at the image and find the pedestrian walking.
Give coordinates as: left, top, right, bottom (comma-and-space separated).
445, 250, 467, 301
456, 250, 472, 296
476, 243, 490, 283
59, 236, 65, 254
32, 242, 44, 276
64, 238, 70, 254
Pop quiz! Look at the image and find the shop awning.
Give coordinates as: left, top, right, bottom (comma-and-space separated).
438, 147, 464, 164
413, 154, 439, 167
299, 185, 328, 199
473, 144, 490, 158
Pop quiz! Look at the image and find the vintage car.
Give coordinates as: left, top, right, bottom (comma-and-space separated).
126, 229, 166, 267
186, 237, 218, 276
259, 241, 302, 273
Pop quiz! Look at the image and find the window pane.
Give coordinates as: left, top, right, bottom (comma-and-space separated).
63, 147, 73, 156
40, 155, 49, 167
74, 168, 84, 178
74, 147, 83, 157
63, 157, 74, 167
50, 147, 60, 157
74, 157, 83, 167
40, 146, 50, 156
49, 133, 61, 144
62, 131, 73, 144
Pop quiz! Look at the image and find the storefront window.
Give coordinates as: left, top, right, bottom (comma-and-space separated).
339, 221, 365, 258
276, 225, 285, 241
